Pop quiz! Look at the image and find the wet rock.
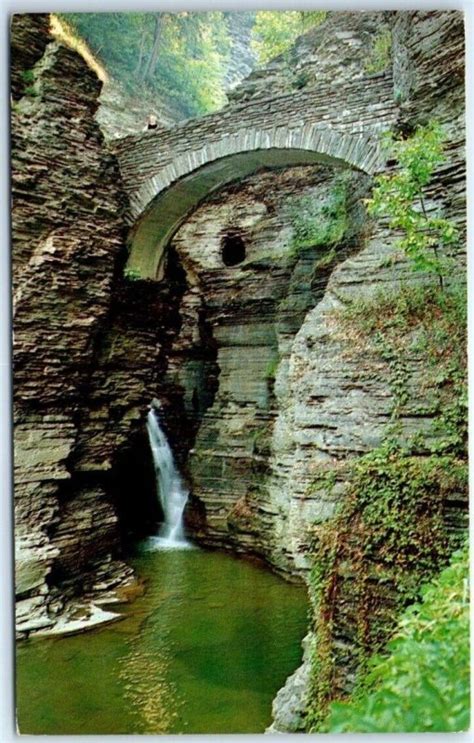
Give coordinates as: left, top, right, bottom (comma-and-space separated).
267, 634, 314, 734
12, 16, 129, 633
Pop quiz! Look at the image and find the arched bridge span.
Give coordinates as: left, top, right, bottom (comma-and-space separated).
115, 77, 398, 280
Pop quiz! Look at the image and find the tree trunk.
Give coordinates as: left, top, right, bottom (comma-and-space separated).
134, 26, 147, 77
142, 15, 162, 81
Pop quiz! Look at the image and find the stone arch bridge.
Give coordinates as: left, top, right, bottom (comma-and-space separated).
115, 74, 398, 280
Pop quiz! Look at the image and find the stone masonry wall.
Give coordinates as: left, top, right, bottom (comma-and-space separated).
116, 11, 396, 217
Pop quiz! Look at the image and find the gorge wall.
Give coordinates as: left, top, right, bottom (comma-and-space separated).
12, 9, 467, 728
112, 9, 466, 583
12, 14, 134, 633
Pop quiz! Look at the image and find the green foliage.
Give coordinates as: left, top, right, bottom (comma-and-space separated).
326, 545, 470, 732
307, 445, 467, 730
289, 174, 348, 254
21, 69, 35, 84
313, 247, 337, 270
292, 70, 310, 89
367, 123, 459, 289
20, 69, 37, 97
394, 87, 404, 104
60, 12, 231, 118
306, 281, 467, 731
264, 354, 279, 381
364, 30, 392, 74
251, 11, 326, 65
347, 444, 466, 580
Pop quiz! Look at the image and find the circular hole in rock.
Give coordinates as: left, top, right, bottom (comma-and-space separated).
221, 230, 246, 266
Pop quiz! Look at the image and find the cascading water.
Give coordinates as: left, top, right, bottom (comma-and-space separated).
146, 405, 192, 549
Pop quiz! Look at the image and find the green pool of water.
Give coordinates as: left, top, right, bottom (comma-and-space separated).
16, 545, 308, 734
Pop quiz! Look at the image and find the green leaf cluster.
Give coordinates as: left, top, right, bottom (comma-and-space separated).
367, 123, 459, 288
364, 30, 392, 74
19, 69, 38, 97
124, 267, 142, 282
326, 544, 470, 732
348, 443, 466, 579
264, 353, 280, 381
20, 69, 35, 84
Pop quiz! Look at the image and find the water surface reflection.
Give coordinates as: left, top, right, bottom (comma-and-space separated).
17, 547, 308, 734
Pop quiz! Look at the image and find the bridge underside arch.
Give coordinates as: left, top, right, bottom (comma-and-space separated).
126, 135, 381, 281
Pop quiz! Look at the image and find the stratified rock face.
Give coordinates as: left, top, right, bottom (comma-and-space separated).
127, 11, 463, 725
96, 79, 177, 141
266, 9, 466, 575
264, 11, 466, 730
148, 11, 465, 583
168, 165, 370, 569
228, 11, 392, 103
10, 13, 51, 101
11, 14, 132, 633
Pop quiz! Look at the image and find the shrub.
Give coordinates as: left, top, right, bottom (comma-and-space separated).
367, 123, 459, 289
326, 544, 470, 732
364, 30, 392, 74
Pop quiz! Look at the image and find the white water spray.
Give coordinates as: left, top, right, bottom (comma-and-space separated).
146, 406, 191, 550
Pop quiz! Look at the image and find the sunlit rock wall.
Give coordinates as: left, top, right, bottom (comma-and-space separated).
228, 11, 392, 104
11, 14, 131, 633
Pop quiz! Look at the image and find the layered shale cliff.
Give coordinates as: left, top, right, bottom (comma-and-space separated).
12, 14, 134, 634
12, 9, 467, 729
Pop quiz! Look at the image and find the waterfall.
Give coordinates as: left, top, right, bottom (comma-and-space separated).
146, 406, 191, 549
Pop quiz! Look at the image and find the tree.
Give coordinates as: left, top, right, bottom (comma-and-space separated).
60, 12, 232, 118
140, 14, 163, 81
367, 123, 459, 290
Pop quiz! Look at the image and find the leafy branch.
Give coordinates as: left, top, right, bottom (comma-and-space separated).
367, 123, 459, 290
